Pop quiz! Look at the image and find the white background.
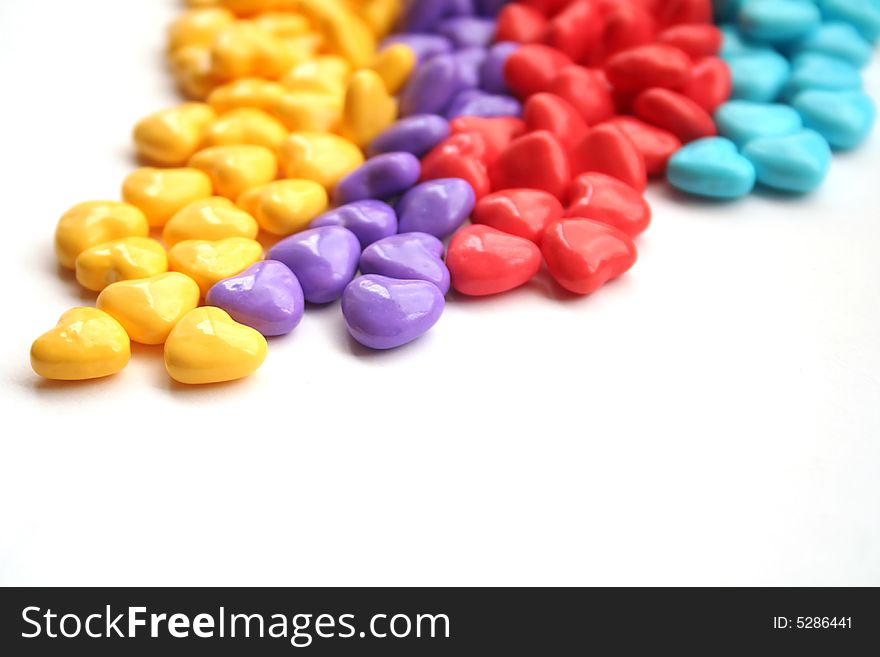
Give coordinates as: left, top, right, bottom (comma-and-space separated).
1, 0, 878, 586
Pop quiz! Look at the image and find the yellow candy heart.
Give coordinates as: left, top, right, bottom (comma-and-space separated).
358, 0, 404, 39
270, 91, 343, 132
168, 236, 263, 296
370, 43, 416, 95
297, 0, 375, 69
188, 144, 278, 199
75, 237, 169, 292
279, 131, 364, 191
164, 307, 268, 384
97, 272, 201, 345
201, 108, 289, 153
341, 69, 398, 148
237, 179, 328, 236
55, 201, 149, 269
31, 308, 131, 381
207, 78, 286, 114
122, 167, 214, 228
133, 102, 216, 167
163, 196, 259, 248
282, 55, 351, 96
167, 7, 235, 52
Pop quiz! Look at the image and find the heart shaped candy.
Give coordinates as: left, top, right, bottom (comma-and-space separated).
309, 200, 398, 248
741, 129, 832, 193
792, 89, 876, 151
505, 44, 574, 98
447, 225, 542, 296
360, 233, 451, 295
724, 49, 791, 103
657, 24, 723, 59
604, 44, 692, 93
164, 307, 268, 384
367, 114, 451, 158
334, 152, 421, 205
31, 308, 130, 380
341, 69, 399, 149
680, 57, 732, 113
541, 219, 638, 296
523, 93, 590, 147
206, 260, 305, 336
667, 137, 757, 199
472, 188, 563, 244
168, 237, 263, 296
602, 116, 681, 176
449, 116, 526, 164
488, 131, 571, 200
634, 88, 717, 143
420, 149, 490, 200
545, 0, 605, 61
397, 178, 476, 239
715, 100, 803, 147
97, 272, 200, 345
570, 124, 647, 193
548, 66, 616, 125
75, 236, 168, 292
496, 4, 548, 44
342, 275, 445, 350
399, 53, 465, 116
479, 42, 519, 95
268, 225, 360, 304
566, 172, 652, 238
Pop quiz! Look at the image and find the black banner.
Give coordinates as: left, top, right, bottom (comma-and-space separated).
1, 587, 877, 654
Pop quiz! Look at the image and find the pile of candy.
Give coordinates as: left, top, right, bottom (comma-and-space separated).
30, 0, 877, 385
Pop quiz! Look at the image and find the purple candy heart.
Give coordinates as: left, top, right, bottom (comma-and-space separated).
309, 200, 397, 249
474, 0, 507, 16
445, 90, 523, 119
397, 178, 475, 238
382, 34, 453, 64
480, 42, 518, 94
334, 152, 421, 205
400, 0, 457, 32
267, 226, 360, 304
342, 275, 445, 350
400, 54, 466, 117
454, 47, 488, 89
367, 114, 451, 158
205, 260, 304, 337
435, 16, 497, 49
360, 232, 451, 295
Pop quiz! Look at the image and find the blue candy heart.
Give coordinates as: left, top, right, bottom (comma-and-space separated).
737, 0, 821, 44
792, 89, 877, 150
715, 100, 803, 146
787, 21, 873, 68
667, 137, 757, 200
725, 49, 791, 102
784, 53, 862, 99
742, 129, 832, 193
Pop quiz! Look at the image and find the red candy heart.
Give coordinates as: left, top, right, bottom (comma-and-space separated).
655, 0, 712, 28
633, 87, 717, 143
520, 0, 571, 16
495, 4, 549, 44
541, 218, 638, 296
505, 44, 574, 98
590, 3, 656, 64
602, 116, 681, 176
450, 116, 526, 164
523, 92, 590, 146
566, 172, 652, 237
656, 24, 722, 58
472, 188, 564, 244
488, 130, 571, 200
570, 124, 647, 193
447, 225, 542, 296
604, 44, 693, 93
421, 136, 491, 200
679, 56, 731, 113
545, 0, 606, 62
548, 65, 616, 125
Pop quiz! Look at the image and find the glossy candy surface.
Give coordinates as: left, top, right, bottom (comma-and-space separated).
472, 188, 563, 244
541, 219, 638, 297
168, 236, 263, 296
334, 152, 421, 204
342, 275, 445, 350
55, 201, 149, 270
206, 260, 305, 336
122, 167, 213, 228
268, 225, 360, 304
236, 179, 328, 236
741, 129, 832, 193
97, 272, 201, 345
667, 137, 757, 199
447, 225, 541, 296
31, 308, 131, 380
360, 232, 451, 294
397, 178, 475, 238
164, 307, 267, 384
75, 237, 169, 292
310, 200, 398, 248
163, 197, 259, 247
